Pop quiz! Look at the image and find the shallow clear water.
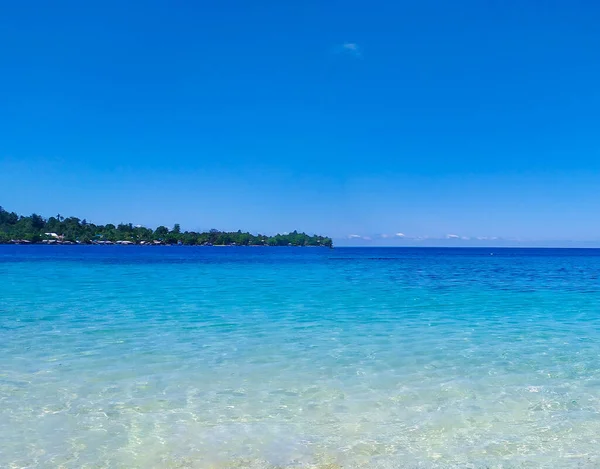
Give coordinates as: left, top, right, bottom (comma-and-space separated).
1, 246, 600, 468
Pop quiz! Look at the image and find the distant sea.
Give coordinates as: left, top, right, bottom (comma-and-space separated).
1, 246, 600, 468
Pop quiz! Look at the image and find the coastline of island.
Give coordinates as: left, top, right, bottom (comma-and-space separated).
0, 207, 333, 248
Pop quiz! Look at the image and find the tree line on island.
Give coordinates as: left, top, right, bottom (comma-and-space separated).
0, 207, 333, 247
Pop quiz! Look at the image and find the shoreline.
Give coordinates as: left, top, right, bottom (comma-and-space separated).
1, 241, 332, 248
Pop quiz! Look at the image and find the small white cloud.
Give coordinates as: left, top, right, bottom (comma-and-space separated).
336, 42, 362, 57
446, 234, 460, 239
347, 234, 372, 241
380, 234, 391, 238
395, 233, 405, 238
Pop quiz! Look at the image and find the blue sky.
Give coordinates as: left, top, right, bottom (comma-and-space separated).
1, 1, 599, 245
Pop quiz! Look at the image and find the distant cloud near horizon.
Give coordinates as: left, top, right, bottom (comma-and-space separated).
362, 233, 409, 240
347, 234, 372, 241
346, 233, 505, 242
337, 233, 600, 247
445, 234, 471, 240
379, 232, 407, 239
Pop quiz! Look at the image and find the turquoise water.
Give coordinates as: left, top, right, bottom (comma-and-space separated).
1, 246, 600, 468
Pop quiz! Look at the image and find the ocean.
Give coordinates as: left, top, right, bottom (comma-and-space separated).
1, 246, 600, 468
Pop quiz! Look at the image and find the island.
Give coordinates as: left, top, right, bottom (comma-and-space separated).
0, 207, 333, 248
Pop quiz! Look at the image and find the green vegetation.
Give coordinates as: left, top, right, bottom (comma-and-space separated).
0, 206, 333, 247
